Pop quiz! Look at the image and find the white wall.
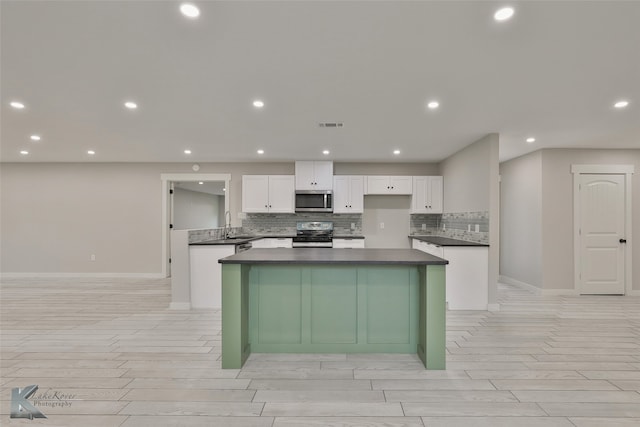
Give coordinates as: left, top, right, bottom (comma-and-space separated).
438, 134, 500, 306
362, 196, 412, 248
499, 151, 543, 288
439, 135, 493, 213
0, 163, 163, 275
173, 188, 222, 230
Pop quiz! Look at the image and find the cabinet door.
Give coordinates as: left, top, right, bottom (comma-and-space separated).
271, 238, 293, 248
426, 176, 443, 213
268, 175, 295, 213
333, 238, 365, 249
333, 176, 351, 213
366, 176, 390, 194
242, 175, 270, 212
389, 176, 412, 194
251, 238, 273, 248
295, 161, 316, 190
313, 161, 334, 190
411, 176, 428, 213
348, 176, 364, 213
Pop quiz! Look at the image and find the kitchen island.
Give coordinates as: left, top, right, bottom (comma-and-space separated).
218, 248, 448, 369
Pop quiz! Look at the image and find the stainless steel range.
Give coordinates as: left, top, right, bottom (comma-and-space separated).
292, 221, 333, 248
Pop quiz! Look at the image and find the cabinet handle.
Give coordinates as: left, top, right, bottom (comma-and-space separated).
620, 239, 627, 243
265, 205, 268, 208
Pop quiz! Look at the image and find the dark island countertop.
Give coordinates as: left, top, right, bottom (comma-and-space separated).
410, 235, 489, 247
219, 248, 448, 265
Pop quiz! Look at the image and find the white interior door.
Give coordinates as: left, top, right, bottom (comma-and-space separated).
579, 174, 625, 294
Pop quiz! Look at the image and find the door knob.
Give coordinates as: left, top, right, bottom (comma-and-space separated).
620, 239, 627, 243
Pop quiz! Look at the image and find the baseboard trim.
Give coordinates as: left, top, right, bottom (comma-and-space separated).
0, 272, 165, 279
542, 288, 579, 296
499, 275, 542, 295
499, 275, 580, 296
169, 302, 192, 310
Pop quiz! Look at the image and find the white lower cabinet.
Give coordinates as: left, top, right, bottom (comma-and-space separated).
189, 245, 235, 309
251, 238, 293, 248
333, 238, 365, 248
413, 239, 488, 310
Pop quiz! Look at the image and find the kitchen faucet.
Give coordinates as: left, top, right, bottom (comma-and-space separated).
223, 210, 232, 239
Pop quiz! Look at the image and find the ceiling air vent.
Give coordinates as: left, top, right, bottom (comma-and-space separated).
318, 122, 344, 128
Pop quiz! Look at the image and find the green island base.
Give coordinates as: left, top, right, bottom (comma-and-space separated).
220, 260, 446, 370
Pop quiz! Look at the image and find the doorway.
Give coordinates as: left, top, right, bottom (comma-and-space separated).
572, 165, 633, 295
161, 173, 231, 278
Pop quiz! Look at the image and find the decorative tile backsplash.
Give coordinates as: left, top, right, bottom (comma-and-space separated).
410, 211, 489, 244
188, 227, 242, 243
188, 211, 488, 244
242, 213, 362, 235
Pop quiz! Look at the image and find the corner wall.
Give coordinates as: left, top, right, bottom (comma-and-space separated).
439, 133, 500, 307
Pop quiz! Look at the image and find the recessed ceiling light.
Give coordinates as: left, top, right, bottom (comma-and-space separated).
198, 181, 204, 185
614, 100, 629, 109
124, 101, 138, 109
87, 150, 96, 155
10, 101, 25, 109
526, 137, 536, 143
427, 101, 440, 109
253, 100, 265, 108
184, 149, 192, 154
257, 149, 265, 154
393, 150, 401, 155
30, 135, 41, 141
322, 150, 330, 155
494, 7, 515, 21
20, 150, 29, 155
180, 3, 200, 18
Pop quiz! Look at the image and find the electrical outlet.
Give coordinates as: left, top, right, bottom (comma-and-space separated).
475, 224, 480, 232
421, 224, 426, 231
90, 254, 96, 261
467, 224, 471, 232
380, 222, 385, 229
351, 222, 356, 230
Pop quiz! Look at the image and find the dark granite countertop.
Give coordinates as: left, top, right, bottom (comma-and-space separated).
190, 235, 296, 246
410, 235, 489, 247
190, 234, 364, 245
219, 248, 448, 265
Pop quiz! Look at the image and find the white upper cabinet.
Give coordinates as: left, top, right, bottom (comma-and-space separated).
333, 176, 364, 213
242, 175, 295, 213
295, 161, 334, 190
365, 176, 412, 195
411, 176, 443, 213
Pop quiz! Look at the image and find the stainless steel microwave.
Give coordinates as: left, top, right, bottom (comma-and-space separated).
295, 190, 333, 213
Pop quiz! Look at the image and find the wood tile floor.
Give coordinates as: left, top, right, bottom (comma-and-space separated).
1, 278, 639, 426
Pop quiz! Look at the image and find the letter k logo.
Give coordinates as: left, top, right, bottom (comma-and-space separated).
10, 385, 47, 419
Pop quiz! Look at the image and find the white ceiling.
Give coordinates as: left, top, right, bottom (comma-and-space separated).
2, 1, 639, 164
